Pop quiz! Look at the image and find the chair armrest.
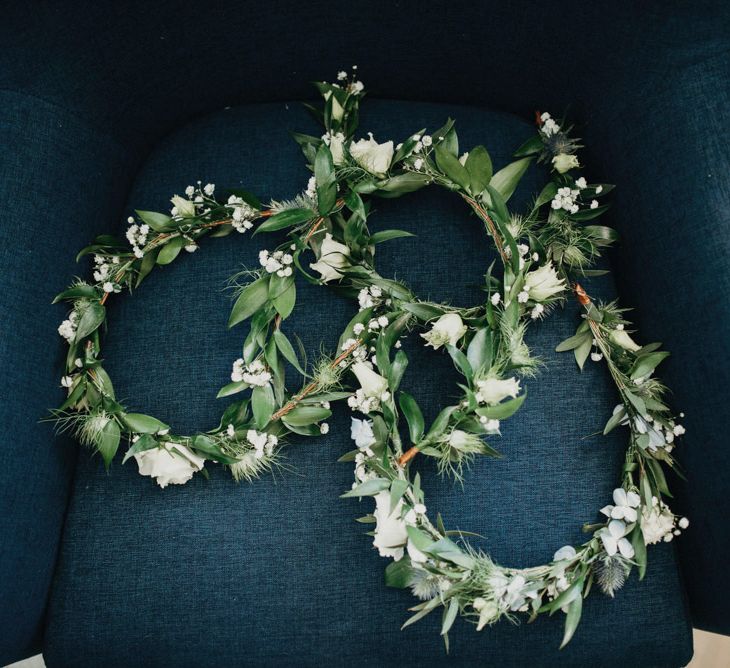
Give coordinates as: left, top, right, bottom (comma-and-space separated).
0, 90, 135, 664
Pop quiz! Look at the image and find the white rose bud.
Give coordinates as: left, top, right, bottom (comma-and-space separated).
372, 491, 407, 560
329, 132, 345, 165
551, 153, 580, 174
351, 362, 389, 399
170, 194, 196, 217
349, 133, 394, 177
309, 233, 351, 283
134, 444, 205, 488
420, 313, 467, 350
476, 376, 521, 405
523, 262, 566, 301
610, 329, 641, 352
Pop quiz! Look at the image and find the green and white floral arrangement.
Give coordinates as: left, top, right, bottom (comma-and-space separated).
52, 68, 688, 647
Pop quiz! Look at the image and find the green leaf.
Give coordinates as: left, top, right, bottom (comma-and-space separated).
191, 434, 239, 464
156, 235, 184, 265
574, 337, 592, 371
216, 380, 249, 398
369, 229, 416, 244
371, 173, 431, 197
584, 225, 619, 245
122, 433, 157, 464
341, 478, 391, 498
559, 593, 583, 649
441, 597, 460, 637
52, 284, 99, 304
625, 391, 647, 417
228, 276, 270, 327
74, 302, 106, 342
603, 406, 626, 435
445, 344, 473, 385
272, 280, 296, 320
136, 247, 159, 287
434, 144, 471, 191
314, 142, 337, 214
424, 537, 475, 569
475, 392, 526, 420
466, 328, 492, 374
388, 350, 409, 392
273, 329, 306, 375
98, 419, 120, 470
254, 208, 314, 235
252, 383, 275, 428
632, 526, 648, 580
630, 351, 670, 380
534, 182, 559, 208
464, 145, 493, 196
399, 392, 425, 443
513, 134, 543, 157
281, 405, 331, 426
555, 332, 591, 352
122, 413, 169, 434
426, 406, 458, 440
572, 205, 609, 221
490, 157, 532, 202
390, 479, 409, 513
385, 558, 415, 589
401, 302, 444, 321
135, 210, 172, 231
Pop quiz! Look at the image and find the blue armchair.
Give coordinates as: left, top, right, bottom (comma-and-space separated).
2, 2, 728, 666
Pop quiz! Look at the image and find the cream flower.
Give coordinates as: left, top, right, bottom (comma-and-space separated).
134, 444, 205, 488
350, 417, 376, 449
523, 263, 566, 301
552, 153, 580, 174
599, 520, 635, 558
641, 501, 676, 545
329, 132, 345, 165
351, 362, 389, 399
310, 233, 351, 283
610, 329, 641, 352
372, 491, 407, 559
601, 488, 641, 523
420, 313, 467, 350
475, 376, 521, 405
350, 133, 394, 177
170, 195, 196, 218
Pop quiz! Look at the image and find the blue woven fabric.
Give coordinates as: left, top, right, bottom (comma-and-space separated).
43, 100, 692, 667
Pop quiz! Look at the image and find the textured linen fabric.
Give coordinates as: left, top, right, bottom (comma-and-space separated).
0, 91, 137, 664
44, 100, 692, 667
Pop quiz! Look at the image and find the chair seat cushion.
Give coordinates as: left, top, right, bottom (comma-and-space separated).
44, 100, 692, 667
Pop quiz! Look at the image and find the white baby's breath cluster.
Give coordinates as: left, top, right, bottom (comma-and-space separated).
227, 195, 257, 233
126, 217, 150, 258
258, 249, 294, 277
230, 358, 272, 386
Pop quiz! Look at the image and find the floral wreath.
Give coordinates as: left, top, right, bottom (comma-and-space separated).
52, 67, 689, 648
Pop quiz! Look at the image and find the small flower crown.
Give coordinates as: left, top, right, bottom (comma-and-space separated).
50, 68, 687, 649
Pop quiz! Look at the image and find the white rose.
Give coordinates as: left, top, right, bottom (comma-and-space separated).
329, 132, 345, 165
610, 329, 641, 352
350, 133, 394, 177
523, 262, 566, 301
350, 417, 376, 449
551, 153, 580, 174
170, 195, 196, 218
351, 362, 389, 399
476, 376, 521, 405
373, 491, 407, 559
309, 233, 351, 283
420, 313, 467, 350
134, 444, 205, 488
